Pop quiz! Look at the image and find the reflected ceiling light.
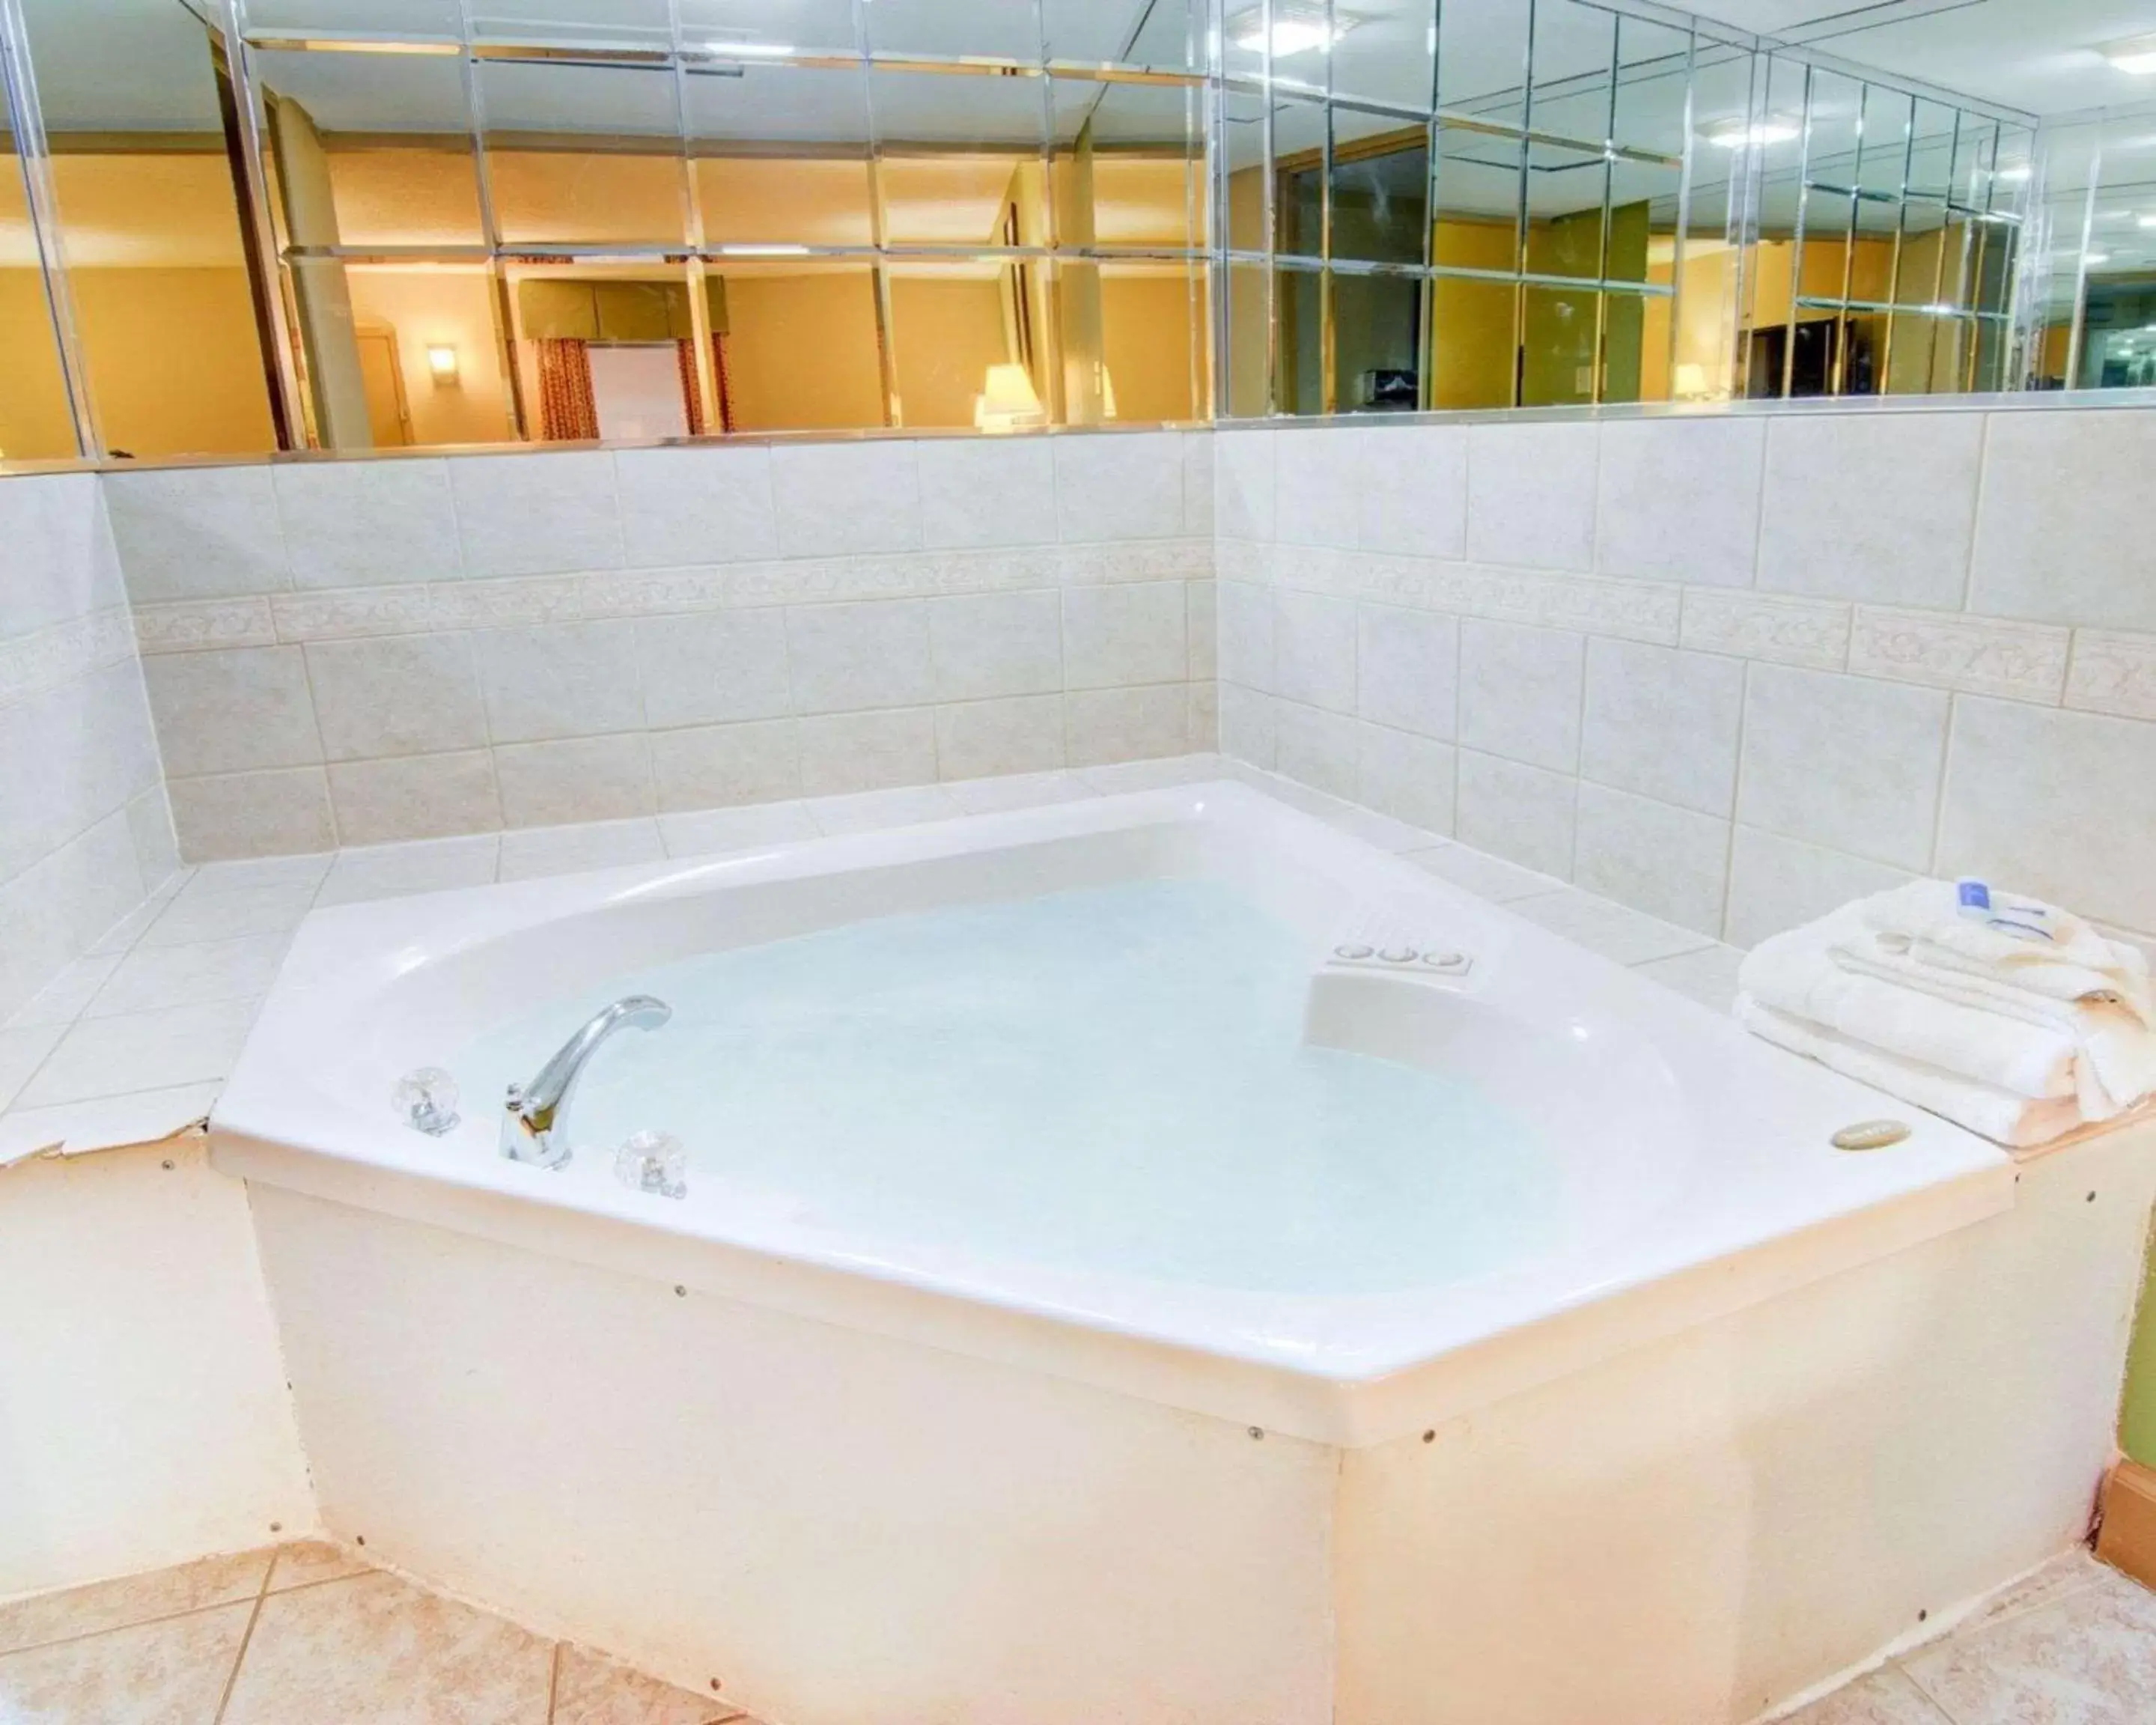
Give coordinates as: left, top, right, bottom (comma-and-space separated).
1994, 165, 2032, 183
1705, 118, 1798, 149
2101, 32, 2156, 73
703, 39, 796, 58
2137, 215, 2156, 228
719, 243, 811, 256
2084, 251, 2113, 266
1230, 7, 1353, 56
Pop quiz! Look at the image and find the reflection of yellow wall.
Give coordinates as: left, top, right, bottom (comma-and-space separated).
1102, 272, 1195, 422
346, 267, 514, 446
721, 268, 886, 432
891, 273, 1008, 428
326, 145, 484, 246
695, 156, 874, 246
1430, 219, 1515, 410
488, 149, 684, 245
73, 267, 275, 457
0, 270, 77, 460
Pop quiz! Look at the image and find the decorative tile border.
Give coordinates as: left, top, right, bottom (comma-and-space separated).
0, 607, 139, 710
2066, 629, 2156, 722
1681, 590, 1851, 670
133, 541, 1218, 654
1849, 606, 2070, 702
1261, 547, 1684, 645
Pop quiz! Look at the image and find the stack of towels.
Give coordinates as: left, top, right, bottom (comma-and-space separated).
1735, 879, 2156, 1149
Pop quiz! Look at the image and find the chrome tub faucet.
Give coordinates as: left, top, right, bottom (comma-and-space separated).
501, 994, 672, 1169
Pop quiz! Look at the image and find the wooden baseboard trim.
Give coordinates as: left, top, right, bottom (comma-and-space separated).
2096, 1458, 2156, 1589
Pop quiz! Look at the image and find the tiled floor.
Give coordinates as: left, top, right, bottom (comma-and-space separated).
0, 752, 1744, 1163
1779, 1551, 2156, 1724
0, 1542, 752, 1725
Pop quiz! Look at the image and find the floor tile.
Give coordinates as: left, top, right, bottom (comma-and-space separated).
0, 1599, 252, 1722
179, 854, 335, 898
0, 1550, 270, 1655
136, 883, 317, 949
1508, 886, 1717, 967
1633, 942, 1748, 1013
264, 1539, 374, 1593
314, 836, 500, 907
15, 1000, 258, 1110
0, 1083, 222, 1166
83, 933, 293, 1020
658, 802, 820, 860
550, 1644, 739, 1725
1955, 1553, 2110, 1637
222, 1572, 553, 1725
498, 820, 664, 884
1901, 1565, 2156, 1724
804, 785, 962, 836
0, 1024, 64, 1114
1404, 843, 1566, 904
1779, 1665, 1952, 1724
945, 771, 1096, 815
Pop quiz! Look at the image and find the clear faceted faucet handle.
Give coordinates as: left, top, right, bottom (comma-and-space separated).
395, 1067, 462, 1137
615, 1129, 686, 1199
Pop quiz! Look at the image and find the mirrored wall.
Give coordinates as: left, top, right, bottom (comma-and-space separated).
0, 0, 2105, 463
1216, 0, 2036, 415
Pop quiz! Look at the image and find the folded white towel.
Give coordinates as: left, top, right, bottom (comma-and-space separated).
1735, 996, 2084, 1150
1855, 880, 2153, 1016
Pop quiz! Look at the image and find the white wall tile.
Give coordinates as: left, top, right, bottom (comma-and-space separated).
1356, 724, 1455, 835
1736, 663, 1947, 871
142, 647, 321, 776
648, 719, 800, 811
1187, 582, 1216, 681
1723, 825, 1914, 949
315, 835, 498, 907
1273, 589, 1357, 714
0, 815, 146, 1018
0, 473, 119, 635
1580, 638, 1744, 816
1356, 425, 1467, 559
786, 600, 935, 714
168, 768, 336, 862
1062, 583, 1189, 689
1187, 680, 1218, 750
493, 735, 654, 827
1217, 683, 1276, 767
917, 439, 1058, 550
1465, 420, 1598, 571
1756, 411, 1982, 607
612, 445, 777, 568
1356, 603, 1456, 740
633, 609, 791, 728
473, 619, 645, 743
1065, 684, 1192, 767
273, 460, 462, 590
934, 695, 1066, 779
1571, 782, 1730, 937
0, 670, 158, 883
1511, 887, 1710, 965
2066, 629, 2156, 722
327, 749, 502, 845
1055, 431, 1184, 541
1679, 588, 1849, 670
1937, 696, 2156, 932
797, 707, 939, 795
448, 451, 624, 578
928, 591, 1062, 701
1406, 843, 1562, 904
1847, 606, 2070, 702
1214, 429, 1276, 541
305, 634, 487, 762
1181, 432, 1215, 538
1273, 428, 1361, 550
772, 442, 923, 559
1458, 619, 1584, 772
1595, 416, 1764, 587
1217, 580, 1276, 693
1970, 408, 2156, 631
104, 466, 289, 602
1271, 702, 1359, 799
126, 786, 181, 892
1455, 749, 1576, 879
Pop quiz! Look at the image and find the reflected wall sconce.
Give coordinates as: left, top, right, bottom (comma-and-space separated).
1674, 362, 1710, 401
426, 344, 460, 384
973, 362, 1047, 432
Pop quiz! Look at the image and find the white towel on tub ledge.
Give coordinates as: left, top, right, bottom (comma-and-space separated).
1735, 996, 2085, 1150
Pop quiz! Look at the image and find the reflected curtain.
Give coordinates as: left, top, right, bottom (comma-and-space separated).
675, 335, 736, 436
537, 337, 598, 440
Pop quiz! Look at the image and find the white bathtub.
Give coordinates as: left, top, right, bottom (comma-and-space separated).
210, 782, 2156, 1725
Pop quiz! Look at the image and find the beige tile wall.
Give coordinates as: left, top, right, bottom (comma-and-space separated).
111, 432, 1216, 861
0, 475, 176, 1026
1217, 404, 2156, 955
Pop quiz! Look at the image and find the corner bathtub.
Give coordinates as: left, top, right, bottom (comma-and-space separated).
210, 783, 2156, 1725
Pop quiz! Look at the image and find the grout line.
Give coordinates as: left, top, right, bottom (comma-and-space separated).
1720, 659, 1752, 944
209, 1557, 278, 1725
